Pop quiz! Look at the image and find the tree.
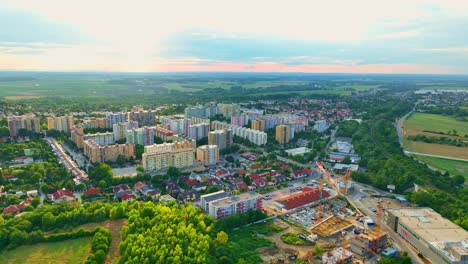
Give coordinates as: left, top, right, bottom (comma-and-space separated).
30, 197, 40, 208
89, 163, 114, 183
215, 231, 228, 246
116, 154, 126, 168
41, 183, 50, 194
342, 155, 351, 164
225, 155, 234, 163
136, 166, 144, 173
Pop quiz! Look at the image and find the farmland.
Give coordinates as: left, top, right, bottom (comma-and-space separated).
1, 237, 92, 264
413, 155, 468, 179
404, 113, 468, 137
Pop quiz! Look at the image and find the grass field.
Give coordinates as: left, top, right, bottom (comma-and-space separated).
413, 155, 468, 179
2, 237, 91, 264
404, 141, 468, 160
404, 113, 468, 136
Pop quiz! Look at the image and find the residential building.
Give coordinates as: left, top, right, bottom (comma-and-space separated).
85, 132, 115, 145
113, 121, 138, 141
47, 115, 74, 132
184, 104, 219, 118
200, 190, 228, 211
251, 119, 265, 131
211, 121, 267, 146
208, 129, 233, 149
314, 119, 329, 133
83, 139, 135, 163
127, 110, 157, 126
141, 140, 195, 172
276, 125, 291, 144
106, 112, 127, 127
231, 115, 249, 126
188, 123, 209, 141
51, 189, 75, 203
196, 145, 219, 165
153, 125, 175, 142
385, 208, 468, 264
82, 117, 108, 129
71, 125, 85, 148
217, 103, 240, 118
126, 127, 154, 146
8, 114, 41, 137
208, 192, 263, 219
191, 116, 210, 125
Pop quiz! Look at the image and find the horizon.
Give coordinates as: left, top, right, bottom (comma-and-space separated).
1, 0, 468, 74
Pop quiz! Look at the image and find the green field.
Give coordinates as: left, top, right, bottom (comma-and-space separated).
1, 237, 91, 264
413, 155, 468, 179
405, 113, 468, 136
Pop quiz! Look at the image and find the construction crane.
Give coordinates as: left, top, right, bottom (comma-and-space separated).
316, 178, 325, 222
316, 161, 332, 181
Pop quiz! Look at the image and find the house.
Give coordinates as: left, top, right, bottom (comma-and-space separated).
133, 181, 147, 192
252, 177, 268, 188
186, 178, 199, 187
236, 169, 247, 176
83, 187, 100, 196
274, 174, 287, 184
291, 168, 313, 179
121, 192, 136, 201
160, 194, 176, 204
113, 184, 130, 199
13, 156, 34, 164
26, 190, 38, 196
216, 170, 230, 178
3, 205, 21, 214
249, 173, 261, 181
51, 189, 75, 203
192, 182, 207, 192
140, 185, 160, 198
189, 172, 202, 182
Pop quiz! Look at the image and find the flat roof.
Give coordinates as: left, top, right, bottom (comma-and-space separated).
389, 208, 468, 243
210, 192, 261, 207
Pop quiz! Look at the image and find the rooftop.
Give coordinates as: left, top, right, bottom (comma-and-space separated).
388, 208, 468, 243
275, 187, 330, 210
210, 192, 261, 207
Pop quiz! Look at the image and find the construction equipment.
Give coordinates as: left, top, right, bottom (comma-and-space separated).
316, 161, 332, 181
316, 178, 325, 222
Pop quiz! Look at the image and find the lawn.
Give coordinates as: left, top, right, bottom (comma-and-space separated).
404, 113, 468, 136
280, 233, 309, 245
413, 155, 468, 179
1, 237, 92, 264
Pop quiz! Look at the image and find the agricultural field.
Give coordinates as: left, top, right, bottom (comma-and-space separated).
404, 113, 468, 137
2, 237, 92, 264
413, 155, 468, 179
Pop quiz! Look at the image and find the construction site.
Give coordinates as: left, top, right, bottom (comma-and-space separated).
262, 162, 393, 264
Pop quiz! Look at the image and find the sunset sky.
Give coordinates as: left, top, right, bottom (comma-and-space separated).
1, 0, 468, 74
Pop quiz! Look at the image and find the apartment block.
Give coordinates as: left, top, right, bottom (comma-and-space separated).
191, 116, 210, 125
184, 104, 218, 118
82, 117, 108, 129
208, 192, 263, 219
211, 121, 267, 146
276, 125, 291, 144
125, 127, 154, 146
71, 125, 85, 148
196, 145, 219, 165
127, 110, 157, 126
85, 132, 115, 146
188, 123, 209, 141
8, 114, 41, 137
251, 119, 266, 131
141, 140, 195, 173
106, 112, 128, 128
231, 115, 249, 126
83, 139, 135, 163
47, 115, 74, 133
208, 129, 233, 149
153, 125, 175, 142
113, 121, 138, 141
313, 119, 329, 133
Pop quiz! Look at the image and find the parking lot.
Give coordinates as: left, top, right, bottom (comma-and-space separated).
112, 166, 137, 177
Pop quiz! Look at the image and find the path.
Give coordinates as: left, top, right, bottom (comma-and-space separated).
405, 151, 468, 162
266, 224, 312, 259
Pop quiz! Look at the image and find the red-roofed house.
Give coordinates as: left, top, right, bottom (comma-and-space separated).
216, 170, 229, 178
186, 178, 198, 187
51, 189, 75, 203
83, 187, 100, 196
121, 192, 136, 201
274, 187, 330, 212
291, 169, 313, 179
249, 173, 261, 181
3, 205, 20, 214
250, 164, 263, 170
252, 177, 268, 188
133, 181, 146, 191
236, 169, 247, 176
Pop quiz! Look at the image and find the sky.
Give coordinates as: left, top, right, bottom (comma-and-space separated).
1, 0, 468, 74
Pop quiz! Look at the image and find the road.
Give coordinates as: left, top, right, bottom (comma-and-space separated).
347, 184, 425, 264
46, 137, 88, 182
397, 104, 416, 150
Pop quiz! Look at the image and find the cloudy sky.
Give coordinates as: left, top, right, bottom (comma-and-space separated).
1, 0, 468, 74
